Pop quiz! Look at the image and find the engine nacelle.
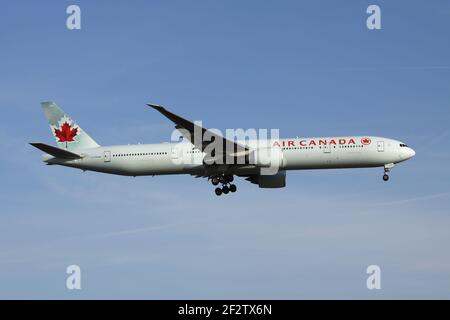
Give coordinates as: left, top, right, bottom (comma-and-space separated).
257, 170, 286, 188
249, 147, 284, 171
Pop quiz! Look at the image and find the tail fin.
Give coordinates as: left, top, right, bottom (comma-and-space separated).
41, 101, 100, 150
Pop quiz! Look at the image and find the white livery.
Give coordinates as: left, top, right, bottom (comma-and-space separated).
31, 102, 415, 196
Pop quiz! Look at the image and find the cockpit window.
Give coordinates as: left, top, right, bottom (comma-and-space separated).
399, 144, 408, 147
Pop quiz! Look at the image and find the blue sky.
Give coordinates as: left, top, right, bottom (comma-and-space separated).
1, 0, 450, 299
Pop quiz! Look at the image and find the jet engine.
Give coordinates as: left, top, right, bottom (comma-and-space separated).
248, 147, 284, 170
245, 170, 286, 188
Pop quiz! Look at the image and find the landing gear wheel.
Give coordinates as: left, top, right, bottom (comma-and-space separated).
215, 188, 223, 196
229, 184, 237, 193
226, 175, 234, 183
383, 174, 389, 181
211, 177, 220, 186
222, 185, 230, 194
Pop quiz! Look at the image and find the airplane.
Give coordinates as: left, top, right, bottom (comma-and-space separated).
31, 101, 415, 196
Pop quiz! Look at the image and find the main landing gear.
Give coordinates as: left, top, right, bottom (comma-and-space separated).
382, 163, 395, 182
211, 174, 237, 196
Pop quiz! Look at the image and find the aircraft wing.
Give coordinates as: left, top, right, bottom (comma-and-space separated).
147, 104, 249, 160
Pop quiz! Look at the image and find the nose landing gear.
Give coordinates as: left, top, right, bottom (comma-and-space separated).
210, 174, 237, 196
382, 163, 394, 182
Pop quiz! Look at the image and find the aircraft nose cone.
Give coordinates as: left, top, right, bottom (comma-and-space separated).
399, 146, 415, 160
406, 147, 416, 159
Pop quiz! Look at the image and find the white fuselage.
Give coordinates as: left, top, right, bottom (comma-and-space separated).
44, 136, 415, 177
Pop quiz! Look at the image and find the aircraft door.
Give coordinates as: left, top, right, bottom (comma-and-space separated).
171, 146, 181, 161
104, 151, 111, 162
377, 141, 384, 152
323, 144, 331, 153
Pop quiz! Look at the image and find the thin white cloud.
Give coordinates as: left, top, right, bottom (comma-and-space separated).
373, 191, 450, 206
94, 225, 167, 239
335, 66, 450, 71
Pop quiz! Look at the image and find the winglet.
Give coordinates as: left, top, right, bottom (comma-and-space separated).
147, 103, 166, 111
146, 103, 197, 133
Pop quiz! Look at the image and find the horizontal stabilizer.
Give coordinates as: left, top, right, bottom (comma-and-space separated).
30, 143, 82, 160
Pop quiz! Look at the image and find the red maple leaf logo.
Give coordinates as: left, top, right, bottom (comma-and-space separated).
54, 122, 78, 143
361, 138, 371, 145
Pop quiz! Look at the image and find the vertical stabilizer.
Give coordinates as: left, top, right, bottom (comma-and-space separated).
41, 101, 100, 150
